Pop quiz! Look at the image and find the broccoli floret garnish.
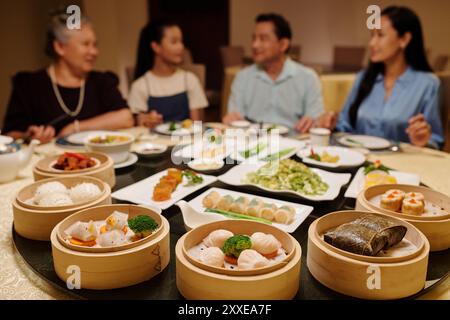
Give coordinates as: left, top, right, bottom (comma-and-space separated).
128, 215, 159, 239
222, 235, 252, 258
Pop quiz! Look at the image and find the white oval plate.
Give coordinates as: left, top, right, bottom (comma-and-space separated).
297, 146, 366, 168
337, 134, 392, 150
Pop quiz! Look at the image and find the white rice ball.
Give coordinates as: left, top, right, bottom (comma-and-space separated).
38, 192, 73, 207
35, 182, 68, 202
69, 183, 102, 203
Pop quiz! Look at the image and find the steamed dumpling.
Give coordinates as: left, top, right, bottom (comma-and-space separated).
66, 220, 98, 242
203, 229, 234, 248
97, 229, 127, 247
38, 192, 73, 206
105, 211, 128, 231
35, 181, 68, 201
237, 249, 270, 270
69, 183, 102, 203
251, 232, 282, 255
199, 247, 225, 267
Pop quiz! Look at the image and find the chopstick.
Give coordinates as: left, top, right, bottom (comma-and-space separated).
22, 114, 72, 144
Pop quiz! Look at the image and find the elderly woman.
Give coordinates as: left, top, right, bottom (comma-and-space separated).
2, 12, 133, 144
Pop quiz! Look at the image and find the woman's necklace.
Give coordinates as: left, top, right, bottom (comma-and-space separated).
49, 65, 86, 117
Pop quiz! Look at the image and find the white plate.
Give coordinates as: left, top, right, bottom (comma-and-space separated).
344, 167, 421, 198
154, 123, 202, 136
230, 120, 251, 128
0, 135, 13, 145
114, 153, 138, 169
230, 137, 306, 162
188, 188, 314, 233
337, 135, 392, 150
66, 131, 116, 145
133, 143, 168, 157
218, 161, 351, 201
112, 169, 217, 210
261, 123, 290, 135
187, 158, 225, 172
297, 146, 366, 168
173, 140, 234, 160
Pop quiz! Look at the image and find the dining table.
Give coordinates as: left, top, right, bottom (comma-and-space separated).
0, 126, 449, 300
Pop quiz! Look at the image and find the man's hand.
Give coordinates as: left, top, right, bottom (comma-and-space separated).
294, 116, 315, 133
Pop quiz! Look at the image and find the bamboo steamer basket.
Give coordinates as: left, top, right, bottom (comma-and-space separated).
51, 204, 170, 290
356, 184, 450, 251
56, 204, 164, 253
181, 220, 296, 276
13, 177, 111, 241
307, 210, 430, 300
33, 152, 115, 188
176, 220, 302, 300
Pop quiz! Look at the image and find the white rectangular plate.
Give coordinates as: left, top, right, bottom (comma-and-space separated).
344, 167, 421, 198
188, 187, 314, 233
112, 170, 217, 210
218, 161, 351, 201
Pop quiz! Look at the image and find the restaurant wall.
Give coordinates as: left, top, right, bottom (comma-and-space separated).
230, 0, 450, 69
83, 0, 148, 97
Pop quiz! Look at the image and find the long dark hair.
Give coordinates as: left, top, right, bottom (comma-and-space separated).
349, 6, 432, 127
134, 19, 179, 80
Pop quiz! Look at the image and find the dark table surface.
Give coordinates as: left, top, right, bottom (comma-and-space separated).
13, 150, 450, 300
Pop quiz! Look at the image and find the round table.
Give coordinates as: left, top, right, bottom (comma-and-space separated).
1, 129, 450, 299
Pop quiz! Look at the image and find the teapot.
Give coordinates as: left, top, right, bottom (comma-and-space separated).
0, 136, 40, 183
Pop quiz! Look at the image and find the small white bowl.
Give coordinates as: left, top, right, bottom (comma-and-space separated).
187, 158, 224, 173
134, 143, 168, 157
84, 132, 134, 164
230, 120, 251, 128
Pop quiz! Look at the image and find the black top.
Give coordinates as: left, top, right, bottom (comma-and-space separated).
2, 69, 128, 134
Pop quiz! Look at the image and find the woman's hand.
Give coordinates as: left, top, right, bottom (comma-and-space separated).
316, 111, 339, 130
26, 125, 55, 144
137, 111, 163, 128
406, 114, 432, 147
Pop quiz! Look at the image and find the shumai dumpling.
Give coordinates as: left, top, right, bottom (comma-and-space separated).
237, 249, 270, 270
199, 247, 225, 267
203, 229, 234, 248
251, 232, 282, 256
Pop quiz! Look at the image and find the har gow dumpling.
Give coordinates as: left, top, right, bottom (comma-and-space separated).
251, 232, 282, 256
66, 220, 98, 242
105, 211, 129, 231
203, 229, 234, 248
199, 247, 225, 267
97, 229, 127, 247
237, 249, 270, 270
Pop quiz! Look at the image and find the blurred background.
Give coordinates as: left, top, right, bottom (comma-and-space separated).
1, 0, 449, 126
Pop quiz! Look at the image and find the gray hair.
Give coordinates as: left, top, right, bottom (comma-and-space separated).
45, 10, 90, 59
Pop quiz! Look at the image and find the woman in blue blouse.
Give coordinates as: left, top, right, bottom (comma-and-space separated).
319, 6, 444, 148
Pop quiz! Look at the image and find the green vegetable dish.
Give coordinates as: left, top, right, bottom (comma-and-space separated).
246, 159, 329, 196
222, 235, 252, 259
128, 215, 159, 239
